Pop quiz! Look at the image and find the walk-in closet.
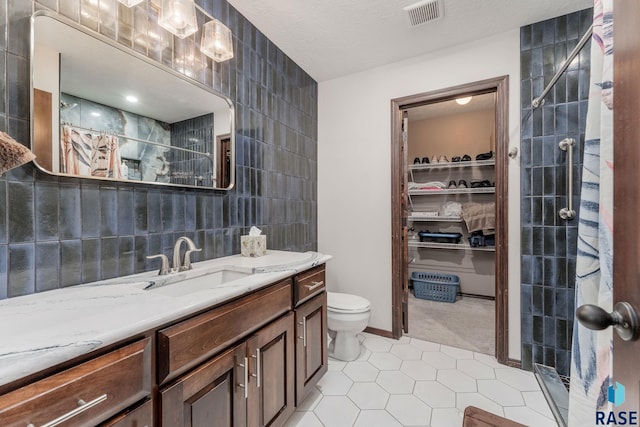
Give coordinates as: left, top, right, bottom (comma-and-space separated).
404, 92, 498, 355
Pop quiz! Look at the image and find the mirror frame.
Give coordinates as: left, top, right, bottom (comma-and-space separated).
29, 10, 236, 190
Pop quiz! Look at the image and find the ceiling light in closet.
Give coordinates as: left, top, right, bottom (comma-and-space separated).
455, 96, 472, 105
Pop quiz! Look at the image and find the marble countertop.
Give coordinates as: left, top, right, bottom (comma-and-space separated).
0, 250, 331, 388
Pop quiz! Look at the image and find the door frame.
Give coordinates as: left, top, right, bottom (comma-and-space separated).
390, 75, 510, 364
613, 0, 640, 411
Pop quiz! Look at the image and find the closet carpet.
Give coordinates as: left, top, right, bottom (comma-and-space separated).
406, 292, 495, 355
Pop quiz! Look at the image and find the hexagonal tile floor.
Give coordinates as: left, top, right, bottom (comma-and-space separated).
284, 333, 557, 427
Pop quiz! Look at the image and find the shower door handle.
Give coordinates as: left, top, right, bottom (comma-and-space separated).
576, 302, 640, 341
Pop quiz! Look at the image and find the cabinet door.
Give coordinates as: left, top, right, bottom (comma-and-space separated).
295, 293, 328, 405
247, 312, 295, 427
160, 342, 247, 427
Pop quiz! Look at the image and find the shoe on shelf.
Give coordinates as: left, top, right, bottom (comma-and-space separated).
430, 155, 438, 164
475, 151, 494, 161
457, 179, 468, 188
470, 179, 489, 188
438, 155, 449, 163
447, 180, 457, 189
451, 156, 461, 162
414, 157, 421, 164
461, 154, 472, 161
421, 156, 430, 164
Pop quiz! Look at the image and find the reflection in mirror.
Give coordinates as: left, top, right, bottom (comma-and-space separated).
31, 11, 235, 190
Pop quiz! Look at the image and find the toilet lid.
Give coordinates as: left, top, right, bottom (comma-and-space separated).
328, 292, 371, 313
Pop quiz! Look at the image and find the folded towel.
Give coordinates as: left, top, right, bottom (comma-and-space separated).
462, 202, 495, 234
408, 181, 446, 190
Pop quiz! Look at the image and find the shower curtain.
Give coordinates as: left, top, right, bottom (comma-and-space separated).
568, 0, 614, 425
61, 125, 123, 179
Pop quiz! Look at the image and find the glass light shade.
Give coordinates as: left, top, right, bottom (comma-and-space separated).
117, 0, 145, 6
200, 19, 234, 62
159, 0, 198, 39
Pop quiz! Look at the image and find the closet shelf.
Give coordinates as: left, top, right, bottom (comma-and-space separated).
407, 216, 462, 222
408, 241, 496, 252
408, 187, 495, 196
409, 159, 495, 171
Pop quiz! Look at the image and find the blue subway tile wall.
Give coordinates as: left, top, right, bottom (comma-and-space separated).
520, 8, 591, 376
0, 0, 317, 297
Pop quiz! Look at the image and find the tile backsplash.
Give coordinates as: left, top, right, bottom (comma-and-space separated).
0, 0, 318, 298
519, 8, 592, 376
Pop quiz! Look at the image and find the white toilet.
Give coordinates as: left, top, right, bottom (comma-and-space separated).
327, 292, 371, 361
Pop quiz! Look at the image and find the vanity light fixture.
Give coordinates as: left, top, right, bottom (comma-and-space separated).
200, 19, 234, 62
455, 96, 472, 105
116, 0, 145, 7
158, 0, 198, 39
149, 0, 234, 62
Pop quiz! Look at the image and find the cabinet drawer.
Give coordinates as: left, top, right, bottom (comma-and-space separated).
294, 265, 326, 306
0, 338, 152, 427
158, 280, 292, 383
99, 398, 153, 427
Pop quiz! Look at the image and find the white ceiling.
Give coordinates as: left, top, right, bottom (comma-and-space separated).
226, 0, 592, 82
407, 92, 495, 121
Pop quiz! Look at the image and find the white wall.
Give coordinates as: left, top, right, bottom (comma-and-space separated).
318, 29, 523, 360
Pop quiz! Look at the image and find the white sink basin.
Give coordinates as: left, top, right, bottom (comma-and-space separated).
141, 267, 252, 297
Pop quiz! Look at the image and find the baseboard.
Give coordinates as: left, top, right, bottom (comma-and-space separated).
364, 326, 394, 339
505, 358, 521, 368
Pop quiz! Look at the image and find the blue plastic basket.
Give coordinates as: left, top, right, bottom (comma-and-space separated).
411, 271, 460, 303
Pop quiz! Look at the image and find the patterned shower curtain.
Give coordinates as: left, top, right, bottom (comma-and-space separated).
61, 125, 123, 179
568, 0, 614, 425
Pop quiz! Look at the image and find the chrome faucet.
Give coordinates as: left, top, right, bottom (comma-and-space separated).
146, 237, 202, 275
172, 236, 202, 272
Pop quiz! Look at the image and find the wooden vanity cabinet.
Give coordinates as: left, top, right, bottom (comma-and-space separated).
293, 266, 328, 405
0, 264, 328, 427
0, 338, 152, 427
158, 284, 296, 427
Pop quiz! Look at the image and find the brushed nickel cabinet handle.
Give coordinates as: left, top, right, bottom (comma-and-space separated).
237, 357, 248, 399
27, 394, 107, 427
303, 317, 307, 347
305, 280, 324, 291
251, 349, 261, 388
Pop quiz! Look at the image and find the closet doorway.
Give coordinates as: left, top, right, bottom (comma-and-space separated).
390, 76, 510, 364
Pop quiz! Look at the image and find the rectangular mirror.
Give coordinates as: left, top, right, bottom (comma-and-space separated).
30, 11, 235, 190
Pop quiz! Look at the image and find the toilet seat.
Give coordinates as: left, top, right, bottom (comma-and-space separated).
328, 292, 370, 314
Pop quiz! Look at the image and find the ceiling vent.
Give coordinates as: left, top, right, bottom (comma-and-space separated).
404, 0, 443, 27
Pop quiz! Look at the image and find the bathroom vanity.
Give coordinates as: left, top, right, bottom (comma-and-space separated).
0, 251, 329, 427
